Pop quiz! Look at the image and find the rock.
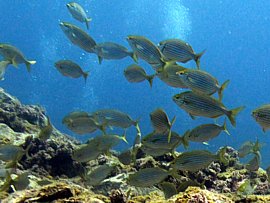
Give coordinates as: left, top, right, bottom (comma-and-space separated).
1, 182, 109, 203
0, 88, 47, 133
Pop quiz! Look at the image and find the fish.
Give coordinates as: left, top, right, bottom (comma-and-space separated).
55, 60, 89, 82
92, 109, 139, 129
142, 131, 184, 150
64, 115, 104, 135
150, 108, 176, 142
72, 142, 102, 163
266, 166, 270, 182
38, 117, 53, 141
245, 151, 261, 171
158, 38, 205, 69
172, 149, 227, 172
156, 64, 188, 88
85, 164, 115, 186
0, 43, 36, 72
124, 64, 155, 87
176, 69, 230, 101
237, 179, 256, 196
0, 145, 25, 162
117, 148, 133, 165
62, 111, 90, 124
126, 35, 172, 69
238, 141, 257, 158
59, 22, 96, 53
252, 104, 270, 132
173, 91, 245, 127
141, 145, 174, 157
0, 171, 30, 192
160, 182, 177, 199
0, 60, 11, 80
184, 119, 230, 143
92, 133, 128, 152
127, 167, 169, 187
93, 42, 137, 64
66, 2, 92, 30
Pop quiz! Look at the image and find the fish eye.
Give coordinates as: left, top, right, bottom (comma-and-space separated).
177, 71, 185, 75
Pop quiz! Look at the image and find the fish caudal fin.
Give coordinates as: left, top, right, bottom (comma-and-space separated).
130, 52, 138, 63
218, 80, 230, 102
83, 71, 90, 83
121, 130, 128, 144
85, 18, 92, 30
194, 49, 206, 69
167, 116, 176, 143
222, 119, 230, 136
26, 60, 36, 72
227, 106, 245, 127
181, 130, 190, 149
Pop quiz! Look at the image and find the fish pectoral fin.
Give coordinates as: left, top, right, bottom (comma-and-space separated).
98, 56, 103, 64
189, 113, 196, 120
11, 57, 18, 68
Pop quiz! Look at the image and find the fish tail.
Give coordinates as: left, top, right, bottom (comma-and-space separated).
218, 79, 230, 102
227, 106, 245, 127
130, 52, 138, 63
26, 60, 36, 72
218, 147, 229, 165
146, 74, 155, 88
194, 49, 206, 69
181, 130, 190, 149
167, 116, 176, 143
85, 18, 92, 30
121, 130, 128, 144
83, 71, 90, 83
222, 119, 230, 135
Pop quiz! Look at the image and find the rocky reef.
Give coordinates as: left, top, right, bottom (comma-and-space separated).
1, 87, 270, 202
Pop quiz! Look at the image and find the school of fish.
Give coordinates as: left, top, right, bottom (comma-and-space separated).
1, 1, 270, 198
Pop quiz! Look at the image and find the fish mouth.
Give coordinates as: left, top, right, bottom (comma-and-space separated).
66, 3, 71, 8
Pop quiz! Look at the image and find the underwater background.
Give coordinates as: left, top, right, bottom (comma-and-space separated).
1, 0, 270, 168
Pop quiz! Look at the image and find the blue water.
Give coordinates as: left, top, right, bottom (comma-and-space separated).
1, 1, 270, 167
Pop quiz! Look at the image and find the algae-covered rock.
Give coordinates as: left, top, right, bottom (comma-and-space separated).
170, 186, 234, 203
1, 182, 109, 203
0, 88, 47, 133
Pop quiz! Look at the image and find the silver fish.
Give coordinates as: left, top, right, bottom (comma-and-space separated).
85, 164, 115, 186
124, 64, 155, 87
67, 2, 92, 29
158, 38, 205, 69
184, 119, 230, 143
127, 35, 173, 70
252, 104, 270, 132
92, 109, 138, 129
156, 64, 188, 88
127, 167, 169, 187
0, 43, 36, 72
150, 108, 176, 142
172, 149, 227, 172
173, 91, 245, 127
60, 22, 96, 53
177, 69, 229, 101
55, 60, 89, 82
93, 42, 137, 64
